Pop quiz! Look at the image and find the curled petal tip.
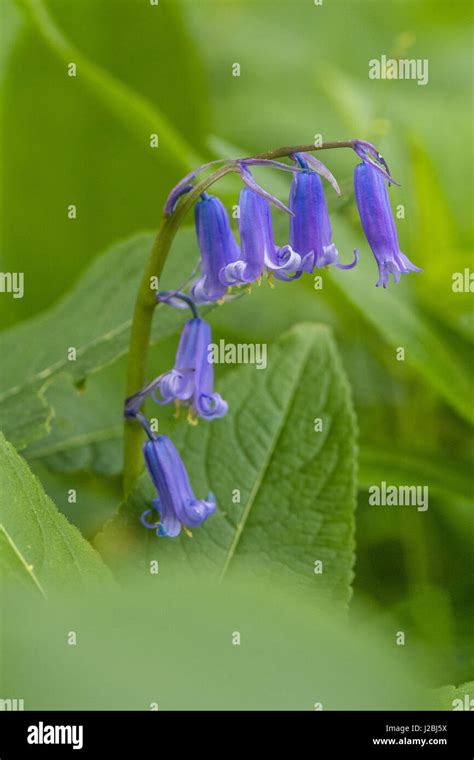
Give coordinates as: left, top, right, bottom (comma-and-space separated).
140, 508, 160, 530
336, 248, 359, 270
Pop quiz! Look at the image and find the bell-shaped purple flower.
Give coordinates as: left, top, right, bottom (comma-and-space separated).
190, 194, 239, 304
289, 156, 358, 272
354, 162, 422, 288
153, 317, 228, 421
141, 436, 216, 537
220, 188, 303, 286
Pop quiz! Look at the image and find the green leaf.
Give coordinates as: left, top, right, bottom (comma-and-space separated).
0, 230, 198, 451
0, 525, 46, 596
96, 323, 357, 604
0, 431, 114, 592
24, 373, 124, 475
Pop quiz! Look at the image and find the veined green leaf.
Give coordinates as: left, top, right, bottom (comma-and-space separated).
0, 524, 46, 596
0, 230, 199, 450
96, 323, 357, 604
0, 431, 114, 592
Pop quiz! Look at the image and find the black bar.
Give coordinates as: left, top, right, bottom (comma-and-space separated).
0, 710, 472, 757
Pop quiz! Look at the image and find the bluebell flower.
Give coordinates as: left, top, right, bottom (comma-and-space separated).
220, 188, 303, 286
190, 194, 240, 304
289, 154, 358, 272
354, 162, 422, 288
153, 317, 228, 421
141, 436, 216, 537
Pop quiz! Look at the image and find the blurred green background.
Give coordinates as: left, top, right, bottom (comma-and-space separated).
1, 0, 473, 696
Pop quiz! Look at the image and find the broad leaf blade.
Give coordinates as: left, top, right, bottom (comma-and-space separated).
0, 230, 198, 450
0, 525, 46, 596
0, 432, 114, 592
96, 323, 357, 603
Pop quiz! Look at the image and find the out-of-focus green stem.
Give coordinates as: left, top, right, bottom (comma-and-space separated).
123, 141, 357, 495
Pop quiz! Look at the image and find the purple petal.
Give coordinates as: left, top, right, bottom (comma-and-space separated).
298, 153, 341, 195
354, 162, 421, 287
289, 170, 335, 270
352, 140, 399, 185
237, 162, 294, 216
242, 158, 303, 174
164, 159, 231, 216
190, 194, 240, 303
336, 248, 359, 270
164, 171, 197, 215
143, 436, 216, 537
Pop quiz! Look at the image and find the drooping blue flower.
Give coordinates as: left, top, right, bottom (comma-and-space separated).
354, 162, 422, 288
141, 435, 216, 537
190, 194, 240, 304
289, 154, 358, 272
219, 187, 304, 286
153, 317, 228, 421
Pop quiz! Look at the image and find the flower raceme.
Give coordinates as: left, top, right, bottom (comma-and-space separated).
354, 162, 422, 288
141, 435, 216, 537
127, 138, 424, 540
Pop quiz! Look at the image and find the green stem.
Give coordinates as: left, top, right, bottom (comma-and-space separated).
123, 162, 236, 493
122, 140, 356, 494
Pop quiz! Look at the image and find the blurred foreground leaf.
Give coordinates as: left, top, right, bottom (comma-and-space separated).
1, 581, 434, 710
